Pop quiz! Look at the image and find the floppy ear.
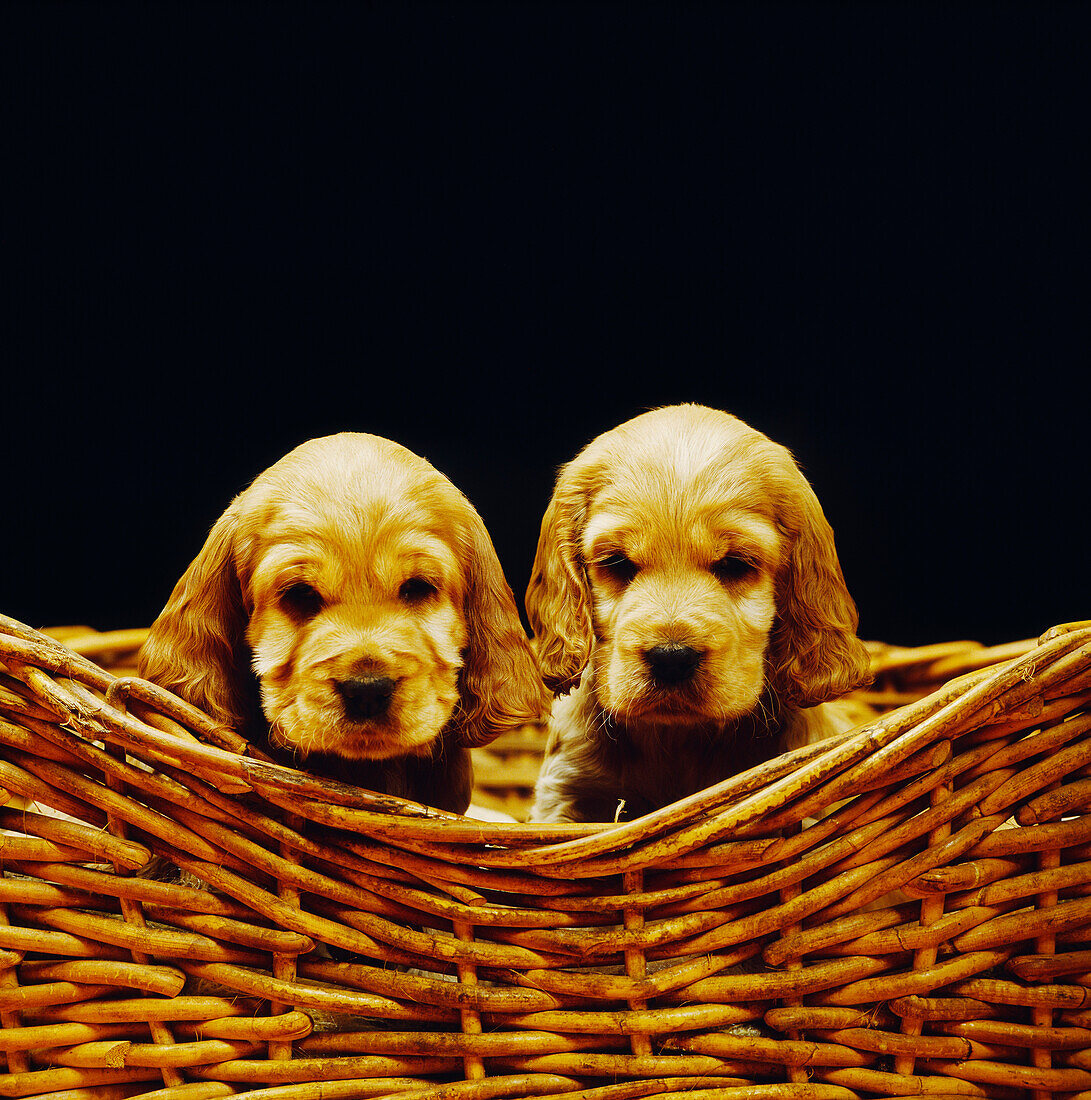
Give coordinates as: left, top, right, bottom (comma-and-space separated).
138, 499, 258, 733
768, 479, 872, 708
452, 511, 551, 749
524, 469, 596, 695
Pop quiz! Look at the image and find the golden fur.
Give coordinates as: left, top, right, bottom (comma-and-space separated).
139, 433, 548, 814
527, 404, 871, 822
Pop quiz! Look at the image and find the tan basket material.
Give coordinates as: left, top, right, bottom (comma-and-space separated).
1, 611, 1089, 1099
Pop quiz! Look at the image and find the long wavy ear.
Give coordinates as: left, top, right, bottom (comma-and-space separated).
138, 500, 258, 733
452, 511, 551, 749
524, 467, 596, 695
768, 477, 871, 708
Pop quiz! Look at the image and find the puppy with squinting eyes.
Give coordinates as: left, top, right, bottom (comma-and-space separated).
527, 404, 871, 823
139, 433, 549, 814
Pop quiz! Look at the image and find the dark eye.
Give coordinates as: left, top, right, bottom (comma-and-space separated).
399, 577, 438, 603
711, 554, 758, 583
280, 582, 323, 619
596, 552, 639, 585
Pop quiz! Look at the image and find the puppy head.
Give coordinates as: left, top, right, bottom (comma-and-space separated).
526, 404, 870, 724
139, 433, 547, 764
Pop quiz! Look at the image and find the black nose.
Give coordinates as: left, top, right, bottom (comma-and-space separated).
644, 643, 702, 684
337, 675, 396, 720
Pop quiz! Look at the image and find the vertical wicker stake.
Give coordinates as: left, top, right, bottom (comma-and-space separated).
1031, 787, 1061, 1100
778, 820, 808, 1086
622, 869, 652, 1059
102, 679, 185, 1090
272, 818, 305, 1062
0, 652, 30, 1074
0, 905, 30, 1075
453, 917, 486, 1080
895, 777, 953, 1077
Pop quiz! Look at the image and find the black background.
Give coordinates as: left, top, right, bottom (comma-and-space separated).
5, 2, 1087, 649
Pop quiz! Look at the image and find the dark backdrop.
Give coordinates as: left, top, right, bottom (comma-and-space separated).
5, 2, 1087, 649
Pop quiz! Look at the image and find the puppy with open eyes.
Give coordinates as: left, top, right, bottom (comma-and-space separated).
139, 433, 549, 815
527, 404, 872, 823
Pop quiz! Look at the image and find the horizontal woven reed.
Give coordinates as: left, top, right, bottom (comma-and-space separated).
1, 611, 1090, 1100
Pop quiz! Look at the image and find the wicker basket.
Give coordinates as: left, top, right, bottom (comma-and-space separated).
1, 612, 1089, 1100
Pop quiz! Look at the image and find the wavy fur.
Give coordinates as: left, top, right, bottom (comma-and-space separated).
140, 433, 548, 813
527, 405, 871, 822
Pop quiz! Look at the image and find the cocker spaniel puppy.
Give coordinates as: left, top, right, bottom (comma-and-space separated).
527, 404, 871, 822
139, 433, 548, 814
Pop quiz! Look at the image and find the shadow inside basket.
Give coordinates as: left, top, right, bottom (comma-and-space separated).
2, 611, 1090, 1100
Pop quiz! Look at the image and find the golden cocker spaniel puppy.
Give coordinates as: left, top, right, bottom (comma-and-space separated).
139, 433, 548, 814
527, 404, 871, 822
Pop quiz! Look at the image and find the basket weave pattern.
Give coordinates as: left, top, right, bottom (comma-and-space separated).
1, 612, 1090, 1099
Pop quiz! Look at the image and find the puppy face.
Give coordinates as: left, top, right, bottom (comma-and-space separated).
140, 433, 547, 773
527, 405, 870, 724
581, 461, 784, 726
243, 484, 470, 761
